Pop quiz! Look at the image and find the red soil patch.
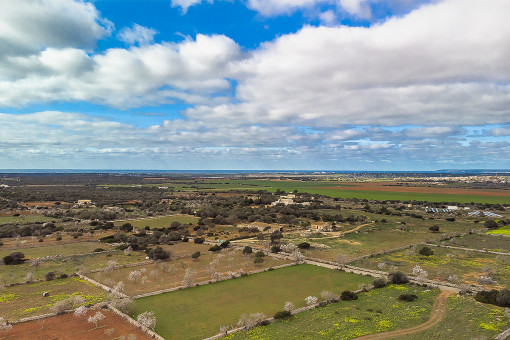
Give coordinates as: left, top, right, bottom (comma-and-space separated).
324, 182, 510, 197
1, 310, 152, 340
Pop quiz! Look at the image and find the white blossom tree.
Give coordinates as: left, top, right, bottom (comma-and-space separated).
183, 268, 197, 288
88, 311, 105, 329
284, 301, 295, 312
306, 296, 318, 306
137, 311, 156, 330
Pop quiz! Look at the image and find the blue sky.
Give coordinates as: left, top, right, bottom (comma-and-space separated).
0, 0, 509, 170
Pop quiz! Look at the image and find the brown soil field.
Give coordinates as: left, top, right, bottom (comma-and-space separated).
0, 230, 115, 249
329, 182, 510, 197
0, 310, 152, 340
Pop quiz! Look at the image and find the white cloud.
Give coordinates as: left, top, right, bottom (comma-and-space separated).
319, 10, 337, 26
0, 0, 112, 57
188, 0, 510, 127
171, 0, 211, 13
118, 24, 158, 46
247, 0, 329, 16
338, 0, 371, 18
489, 127, 510, 137
0, 34, 241, 108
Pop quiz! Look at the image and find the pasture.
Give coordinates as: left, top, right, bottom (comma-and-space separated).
228, 284, 439, 339
132, 264, 372, 340
353, 246, 510, 287
0, 277, 107, 321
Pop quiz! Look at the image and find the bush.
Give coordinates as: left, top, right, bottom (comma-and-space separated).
148, 246, 171, 261
340, 290, 358, 301
243, 246, 253, 255
38, 238, 43, 243
418, 246, 434, 256
399, 294, 418, 302
209, 245, 222, 252
496, 289, 510, 307
373, 278, 387, 288
191, 251, 201, 259
120, 223, 134, 232
274, 310, 292, 320
298, 242, 311, 249
194, 237, 205, 244
270, 245, 281, 253
220, 241, 230, 248
254, 257, 264, 265
56, 236, 62, 241
475, 290, 499, 305
429, 225, 440, 232
93, 248, 106, 252
255, 251, 265, 258
59, 273, 68, 279
3, 252, 25, 265
45, 272, 56, 281
485, 220, 499, 230
0, 241, 3, 247
388, 271, 409, 284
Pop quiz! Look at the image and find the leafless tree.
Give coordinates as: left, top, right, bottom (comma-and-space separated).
321, 290, 336, 302
237, 313, 267, 330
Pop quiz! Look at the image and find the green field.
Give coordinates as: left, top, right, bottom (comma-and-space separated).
132, 264, 372, 340
0, 250, 147, 284
228, 284, 439, 339
0, 214, 55, 225
439, 233, 510, 252
0, 277, 107, 321
353, 246, 510, 287
114, 214, 198, 229
0, 241, 110, 259
103, 179, 510, 204
393, 295, 508, 339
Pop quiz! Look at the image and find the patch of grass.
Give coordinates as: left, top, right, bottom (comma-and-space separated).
132, 264, 372, 340
0, 250, 147, 284
227, 284, 438, 339
353, 246, 510, 288
487, 225, 510, 236
0, 214, 55, 225
0, 242, 110, 259
0, 277, 108, 321
393, 295, 509, 339
440, 233, 510, 252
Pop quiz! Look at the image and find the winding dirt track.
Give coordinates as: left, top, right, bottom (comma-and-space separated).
355, 290, 454, 340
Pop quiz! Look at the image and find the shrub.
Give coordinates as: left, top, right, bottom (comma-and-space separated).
56, 236, 62, 241
59, 273, 68, 279
255, 251, 265, 258
243, 246, 253, 255
209, 245, 222, 252
148, 246, 171, 261
120, 223, 134, 232
475, 290, 499, 305
38, 238, 43, 243
3, 252, 25, 265
418, 246, 434, 256
485, 220, 499, 229
497, 289, 510, 307
274, 310, 292, 320
220, 241, 230, 248
429, 226, 440, 232
270, 245, 281, 253
373, 278, 387, 288
93, 248, 106, 252
399, 294, 418, 302
298, 242, 311, 249
254, 257, 264, 265
0, 241, 3, 247
191, 251, 201, 259
388, 271, 409, 284
340, 290, 358, 301
45, 272, 56, 281
194, 237, 205, 244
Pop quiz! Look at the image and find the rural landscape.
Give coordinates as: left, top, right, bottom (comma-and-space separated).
2, 0, 510, 339
0, 171, 509, 339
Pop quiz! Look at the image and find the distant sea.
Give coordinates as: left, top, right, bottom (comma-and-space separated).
0, 169, 509, 175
